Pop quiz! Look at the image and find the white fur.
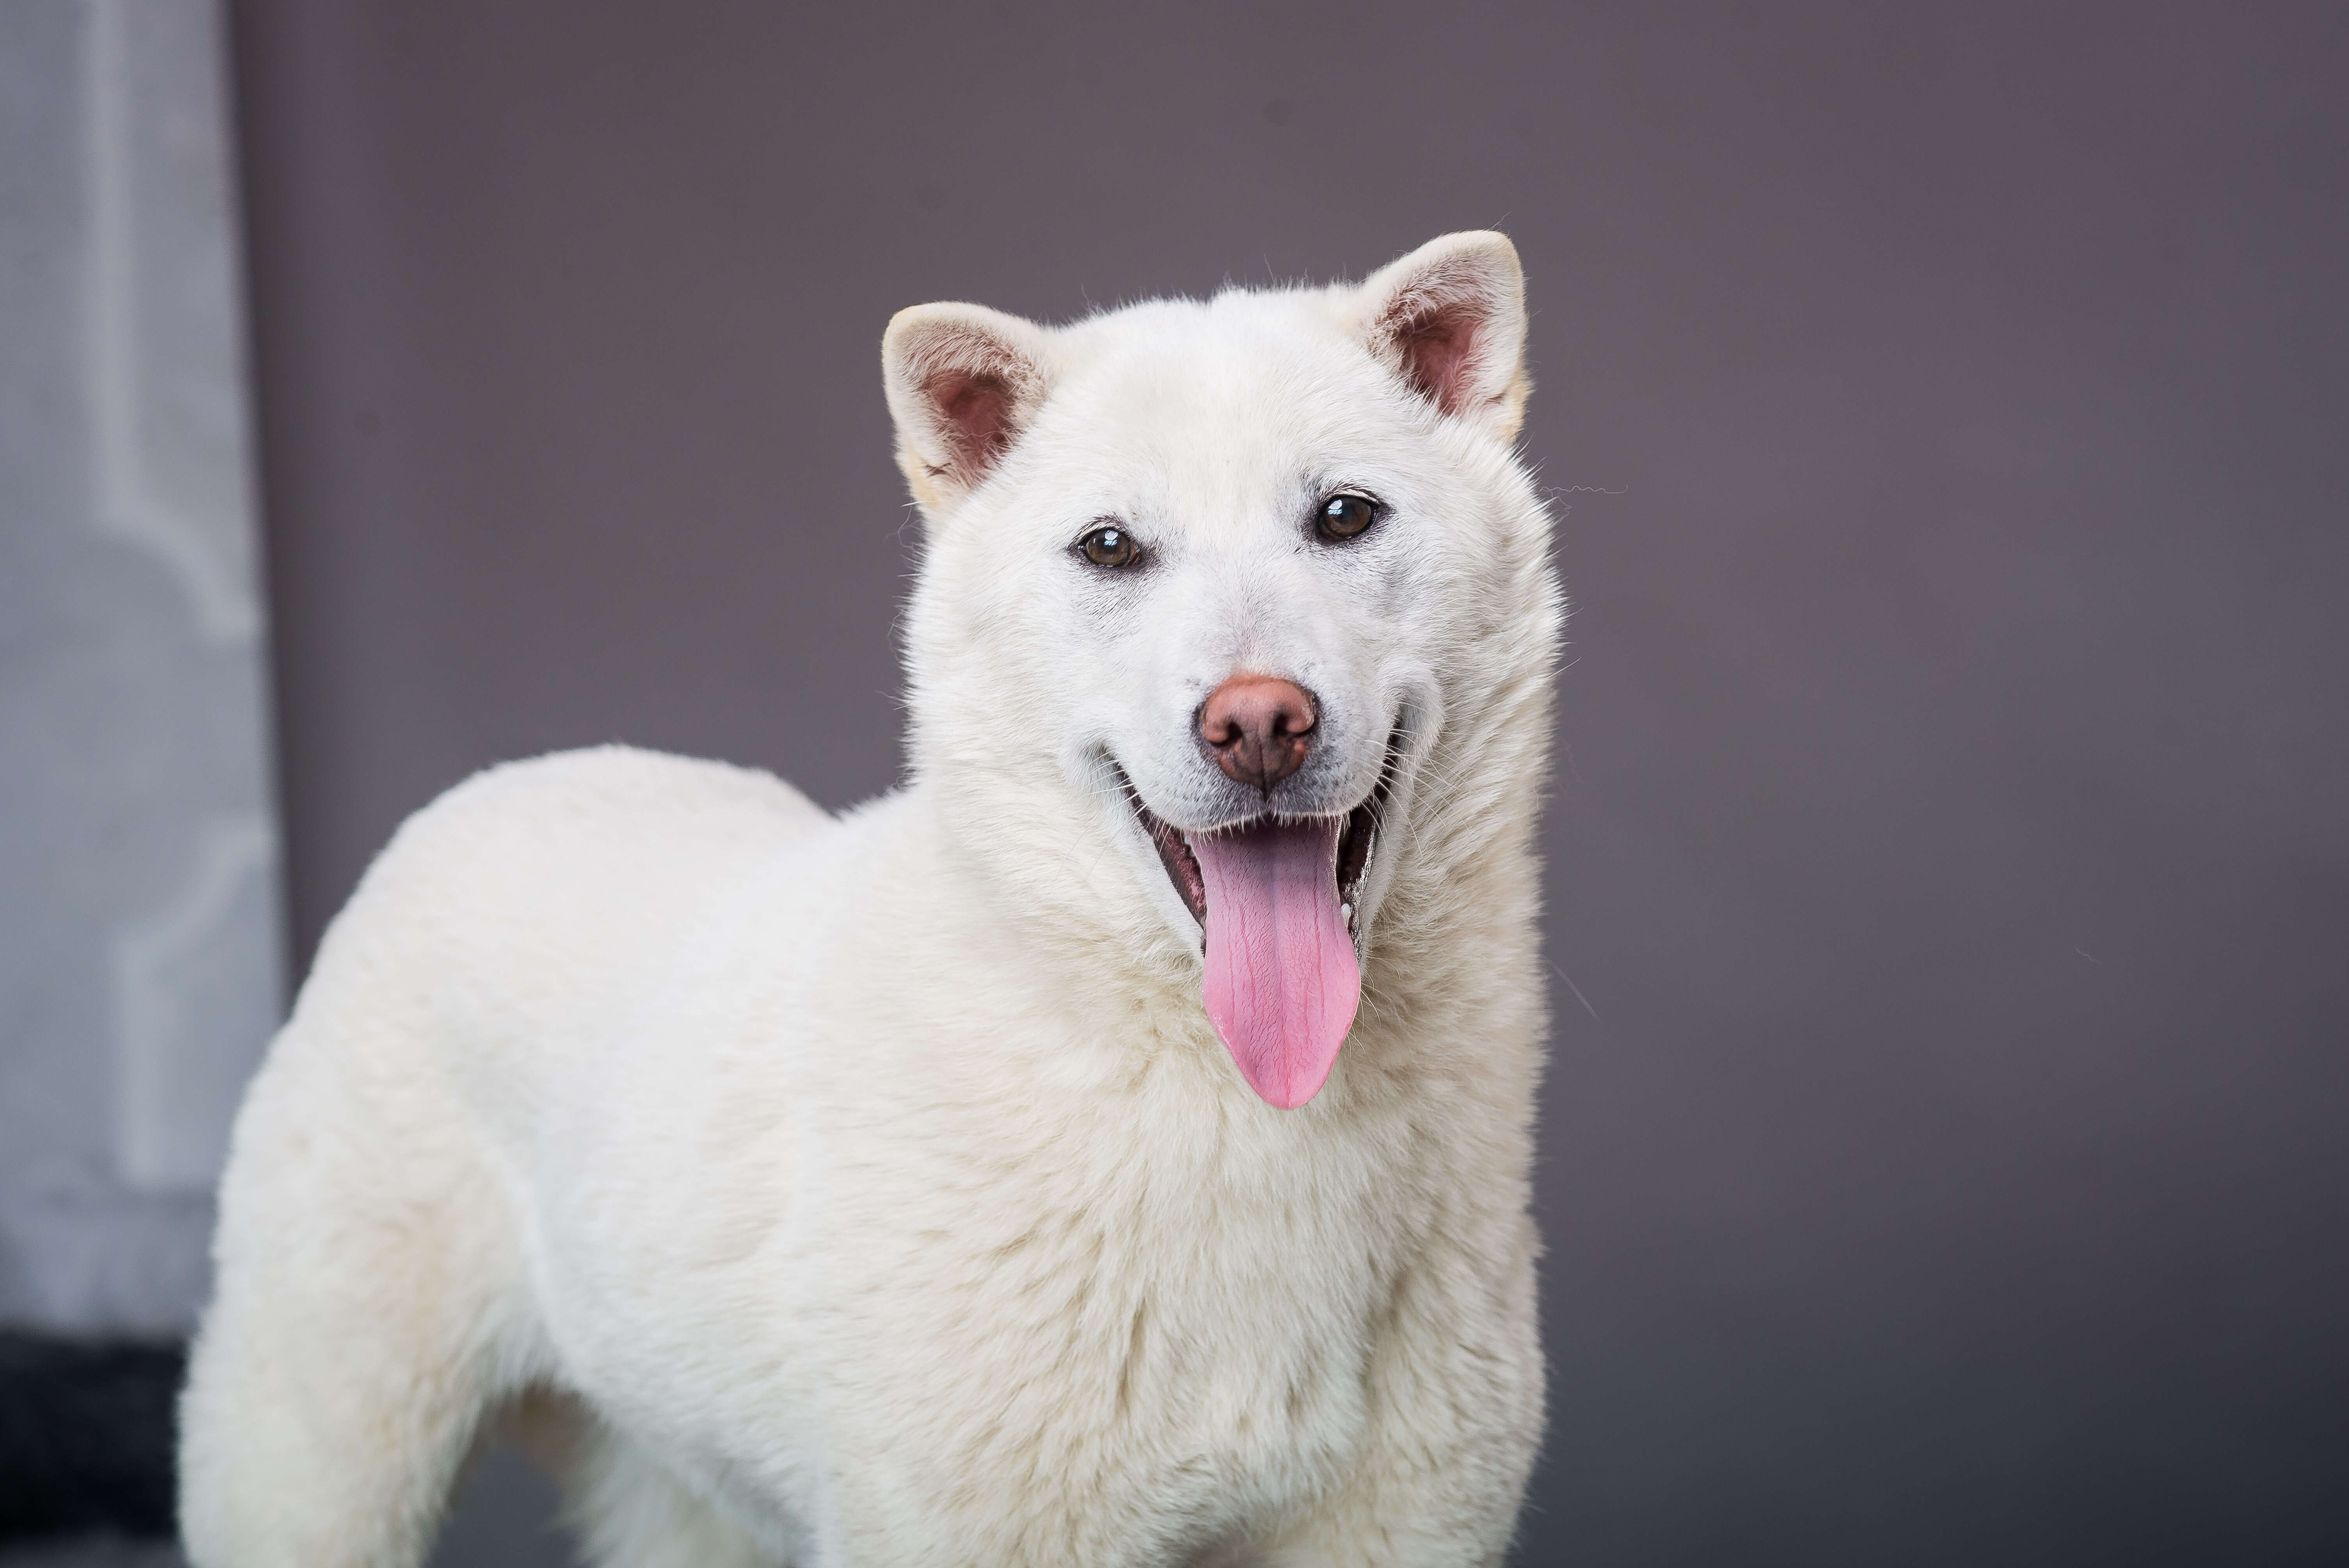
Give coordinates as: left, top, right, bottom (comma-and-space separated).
179, 233, 1563, 1568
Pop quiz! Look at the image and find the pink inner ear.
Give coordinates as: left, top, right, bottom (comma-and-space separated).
1395, 308, 1484, 416
927, 369, 1017, 474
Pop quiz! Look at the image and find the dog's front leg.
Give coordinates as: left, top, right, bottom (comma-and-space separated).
1265, 1232, 1544, 1567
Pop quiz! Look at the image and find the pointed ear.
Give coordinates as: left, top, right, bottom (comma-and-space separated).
882, 302, 1059, 511
1346, 231, 1530, 441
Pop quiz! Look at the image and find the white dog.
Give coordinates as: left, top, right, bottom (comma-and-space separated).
179, 231, 1562, 1568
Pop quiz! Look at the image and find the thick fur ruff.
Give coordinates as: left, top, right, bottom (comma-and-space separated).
180, 233, 1562, 1567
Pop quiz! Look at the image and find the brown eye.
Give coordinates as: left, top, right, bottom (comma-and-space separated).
1079, 524, 1139, 568
1317, 492, 1379, 541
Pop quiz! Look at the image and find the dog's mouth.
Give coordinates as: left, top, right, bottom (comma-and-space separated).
1117, 732, 1400, 1109
1126, 773, 1388, 937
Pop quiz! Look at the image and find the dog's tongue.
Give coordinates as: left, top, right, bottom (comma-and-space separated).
1189, 818, 1360, 1108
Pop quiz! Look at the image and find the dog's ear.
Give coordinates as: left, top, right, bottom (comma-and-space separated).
1346, 231, 1529, 442
882, 302, 1059, 511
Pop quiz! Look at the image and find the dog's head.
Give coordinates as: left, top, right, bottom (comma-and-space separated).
887, 233, 1559, 1108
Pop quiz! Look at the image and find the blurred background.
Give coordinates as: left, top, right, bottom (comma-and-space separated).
3, 2, 2345, 1564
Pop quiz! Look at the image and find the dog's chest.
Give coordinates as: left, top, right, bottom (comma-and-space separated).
546, 1007, 1456, 1561
796, 1104, 1423, 1559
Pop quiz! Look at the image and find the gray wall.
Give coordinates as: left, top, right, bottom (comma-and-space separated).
223, 3, 2348, 1565
1, 0, 283, 1337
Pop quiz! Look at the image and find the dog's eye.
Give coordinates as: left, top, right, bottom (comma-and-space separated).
1078, 524, 1140, 568
1316, 493, 1379, 542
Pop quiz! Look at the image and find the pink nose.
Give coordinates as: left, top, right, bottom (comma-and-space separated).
1198, 675, 1316, 792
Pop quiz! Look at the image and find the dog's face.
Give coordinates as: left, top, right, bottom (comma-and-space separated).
889, 234, 1554, 1107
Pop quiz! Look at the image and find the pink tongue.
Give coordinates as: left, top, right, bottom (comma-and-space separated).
1189, 818, 1361, 1109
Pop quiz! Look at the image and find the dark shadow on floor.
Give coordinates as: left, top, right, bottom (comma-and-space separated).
430, 1443, 572, 1568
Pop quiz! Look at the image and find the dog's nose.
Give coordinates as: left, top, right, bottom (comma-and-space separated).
1198, 675, 1316, 792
